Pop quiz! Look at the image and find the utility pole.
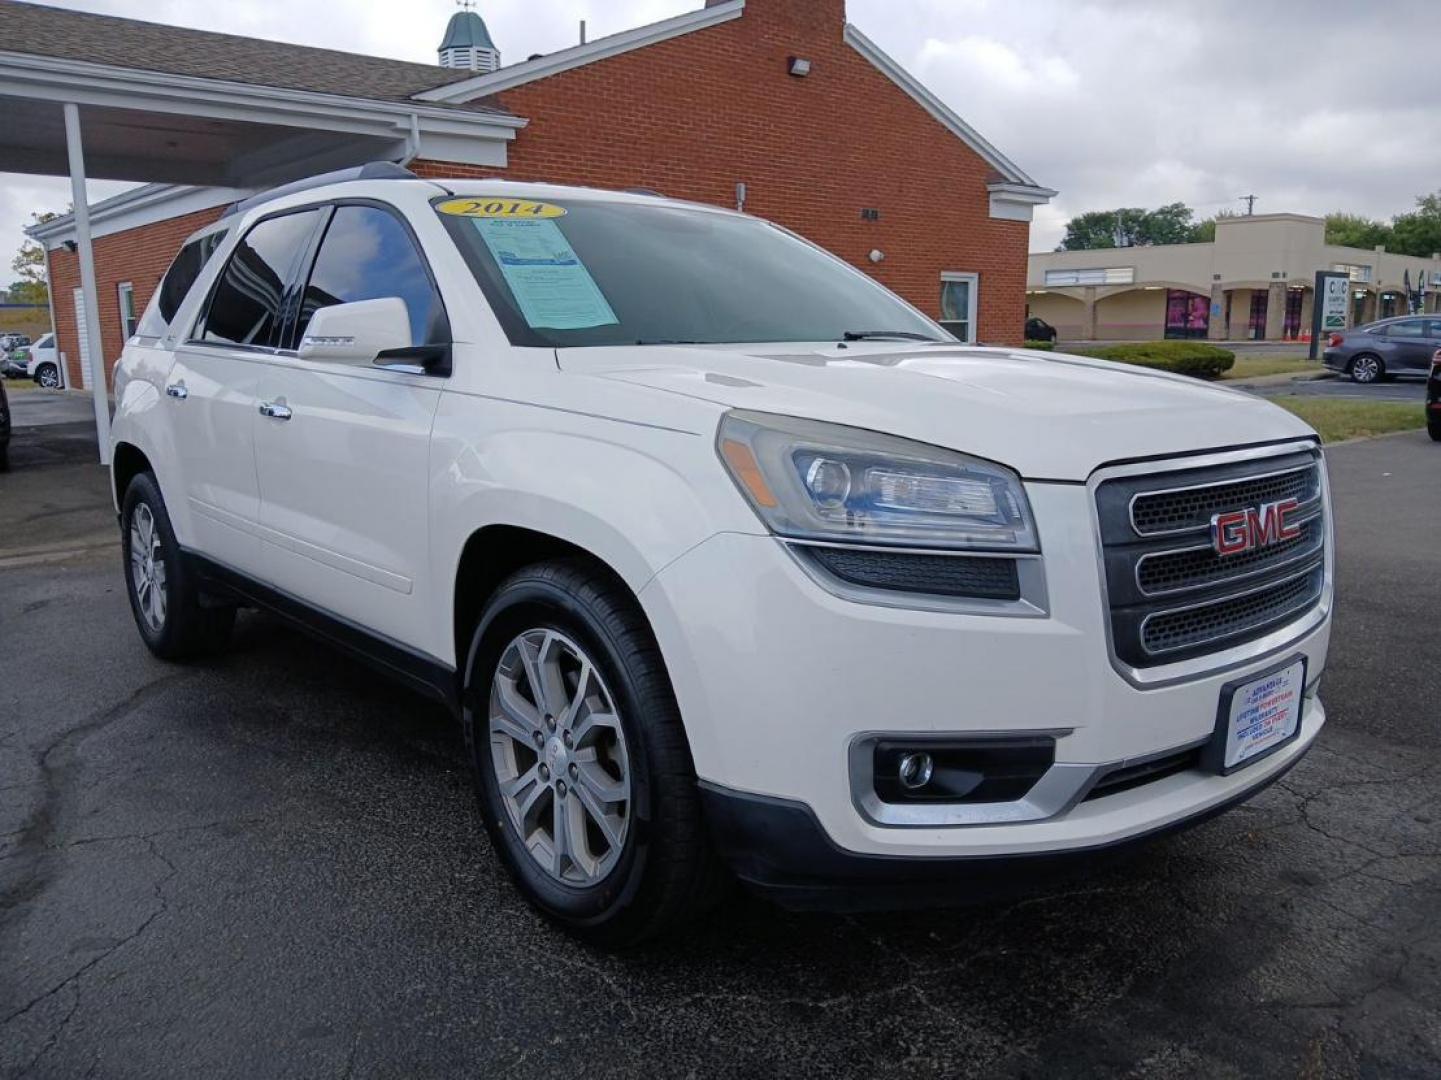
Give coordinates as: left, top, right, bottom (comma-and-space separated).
1240, 194, 1258, 216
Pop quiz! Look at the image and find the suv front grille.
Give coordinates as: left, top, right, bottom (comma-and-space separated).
1096, 448, 1327, 668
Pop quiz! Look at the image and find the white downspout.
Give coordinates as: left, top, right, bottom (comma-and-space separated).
63, 102, 111, 466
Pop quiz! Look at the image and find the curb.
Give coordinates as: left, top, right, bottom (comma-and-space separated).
1322, 427, 1431, 450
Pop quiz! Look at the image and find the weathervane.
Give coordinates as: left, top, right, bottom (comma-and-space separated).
456, 0, 475, 9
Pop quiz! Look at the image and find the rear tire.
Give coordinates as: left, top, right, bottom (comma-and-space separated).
34, 363, 60, 389
1429, 419, 1441, 443
1348, 354, 1383, 384
462, 558, 725, 946
120, 472, 235, 660
0, 443, 8, 472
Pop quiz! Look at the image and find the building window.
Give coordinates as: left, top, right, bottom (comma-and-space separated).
1332, 263, 1373, 284
1043, 267, 1134, 287
117, 281, 137, 339
940, 272, 978, 343
1163, 289, 1209, 339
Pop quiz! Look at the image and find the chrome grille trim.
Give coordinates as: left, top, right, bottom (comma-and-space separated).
1133, 508, 1325, 598
1127, 462, 1321, 537
1139, 563, 1325, 657
1088, 440, 1334, 690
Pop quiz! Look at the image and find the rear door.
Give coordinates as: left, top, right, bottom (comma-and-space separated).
252, 201, 450, 652
167, 208, 325, 575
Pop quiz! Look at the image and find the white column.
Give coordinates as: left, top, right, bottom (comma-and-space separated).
63, 102, 111, 466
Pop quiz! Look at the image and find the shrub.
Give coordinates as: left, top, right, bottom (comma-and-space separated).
1023, 339, 1056, 351
1073, 341, 1236, 380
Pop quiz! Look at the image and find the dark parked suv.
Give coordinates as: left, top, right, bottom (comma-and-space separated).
1428, 349, 1441, 442
1323, 317, 1441, 384
0, 377, 11, 471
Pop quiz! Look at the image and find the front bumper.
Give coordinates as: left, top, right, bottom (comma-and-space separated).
638, 481, 1330, 868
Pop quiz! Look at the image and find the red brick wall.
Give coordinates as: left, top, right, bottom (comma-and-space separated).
414, 0, 1030, 343
45, 206, 225, 389
49, 0, 1032, 385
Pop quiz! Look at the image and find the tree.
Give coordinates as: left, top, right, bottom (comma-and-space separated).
9, 211, 59, 307
5, 280, 48, 305
1188, 210, 1238, 244
1142, 202, 1198, 246
1390, 191, 1441, 258
1056, 203, 1206, 250
1325, 213, 1392, 250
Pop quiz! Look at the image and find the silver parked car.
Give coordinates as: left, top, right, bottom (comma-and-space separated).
1322, 316, 1441, 383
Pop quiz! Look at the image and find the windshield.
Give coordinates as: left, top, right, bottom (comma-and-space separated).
435, 196, 947, 348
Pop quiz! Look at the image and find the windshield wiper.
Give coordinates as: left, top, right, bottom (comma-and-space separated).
841, 330, 942, 342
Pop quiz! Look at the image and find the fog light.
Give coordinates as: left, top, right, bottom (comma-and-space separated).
897, 751, 934, 790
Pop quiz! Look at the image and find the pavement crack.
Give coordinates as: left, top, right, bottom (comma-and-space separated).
0, 835, 178, 1034
0, 672, 192, 923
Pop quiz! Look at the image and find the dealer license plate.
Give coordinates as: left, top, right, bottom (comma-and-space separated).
1212, 658, 1305, 774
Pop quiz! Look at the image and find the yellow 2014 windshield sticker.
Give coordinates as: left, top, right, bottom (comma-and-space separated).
436, 197, 567, 220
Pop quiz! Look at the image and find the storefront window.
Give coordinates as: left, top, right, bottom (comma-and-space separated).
1247, 292, 1268, 340
1284, 289, 1304, 338
1163, 290, 1209, 339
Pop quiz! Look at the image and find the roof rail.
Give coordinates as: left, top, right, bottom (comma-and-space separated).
221, 162, 418, 219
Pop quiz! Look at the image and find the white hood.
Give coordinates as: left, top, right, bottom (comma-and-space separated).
558, 343, 1316, 482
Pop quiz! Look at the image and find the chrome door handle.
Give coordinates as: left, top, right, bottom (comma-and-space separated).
165, 382, 188, 400
258, 401, 292, 421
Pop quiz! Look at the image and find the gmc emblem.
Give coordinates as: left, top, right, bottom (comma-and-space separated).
1211, 498, 1302, 557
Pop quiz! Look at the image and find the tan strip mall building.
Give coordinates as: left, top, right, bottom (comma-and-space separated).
1027, 213, 1441, 343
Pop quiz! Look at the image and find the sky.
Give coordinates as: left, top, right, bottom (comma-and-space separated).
4, 0, 1440, 272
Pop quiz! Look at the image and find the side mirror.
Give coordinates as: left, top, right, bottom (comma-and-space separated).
298, 298, 412, 365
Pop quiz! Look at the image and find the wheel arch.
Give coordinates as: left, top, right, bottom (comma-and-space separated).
112, 441, 153, 512
452, 524, 653, 686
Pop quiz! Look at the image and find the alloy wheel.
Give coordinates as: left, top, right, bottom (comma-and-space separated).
37, 365, 60, 389
1351, 356, 1380, 383
129, 503, 168, 632
488, 628, 632, 886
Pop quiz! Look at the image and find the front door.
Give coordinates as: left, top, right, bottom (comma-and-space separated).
166, 207, 325, 575
252, 203, 451, 653
1378, 318, 1433, 373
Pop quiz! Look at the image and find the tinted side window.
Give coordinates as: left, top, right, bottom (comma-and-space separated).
1383, 320, 1426, 338
200, 211, 321, 348
294, 205, 445, 348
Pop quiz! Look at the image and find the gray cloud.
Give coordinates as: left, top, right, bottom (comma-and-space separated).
3, 0, 1438, 267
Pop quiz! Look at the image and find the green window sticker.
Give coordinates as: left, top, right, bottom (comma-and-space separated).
472, 218, 618, 331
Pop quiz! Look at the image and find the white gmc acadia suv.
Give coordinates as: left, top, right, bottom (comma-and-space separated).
111, 165, 1333, 943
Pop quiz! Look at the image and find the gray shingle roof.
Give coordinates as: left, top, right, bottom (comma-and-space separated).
0, 0, 510, 112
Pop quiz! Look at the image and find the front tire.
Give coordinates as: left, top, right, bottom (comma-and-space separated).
1348, 354, 1383, 384
462, 559, 723, 946
34, 363, 60, 389
1429, 419, 1441, 443
121, 472, 234, 660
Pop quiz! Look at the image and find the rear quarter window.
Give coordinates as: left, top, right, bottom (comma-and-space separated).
135, 228, 229, 339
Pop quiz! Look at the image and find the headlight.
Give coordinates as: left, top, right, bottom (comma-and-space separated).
717, 410, 1038, 551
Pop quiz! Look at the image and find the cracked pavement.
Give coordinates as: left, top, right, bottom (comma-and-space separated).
1, 415, 1438, 1078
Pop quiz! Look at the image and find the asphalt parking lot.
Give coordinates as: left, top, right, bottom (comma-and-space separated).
1254, 373, 1426, 403
2, 393, 1439, 1078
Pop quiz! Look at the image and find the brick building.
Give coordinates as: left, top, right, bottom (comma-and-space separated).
22, 0, 1053, 390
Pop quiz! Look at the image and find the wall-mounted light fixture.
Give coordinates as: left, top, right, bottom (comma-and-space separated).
868, 249, 885, 264
788, 56, 812, 78
63, 240, 77, 253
